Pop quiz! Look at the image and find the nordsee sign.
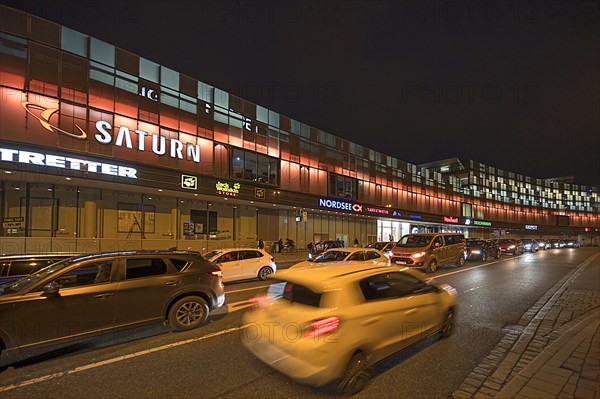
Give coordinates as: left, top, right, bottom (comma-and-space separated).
319, 198, 355, 211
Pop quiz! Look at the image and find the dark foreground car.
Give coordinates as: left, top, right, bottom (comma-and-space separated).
0, 250, 224, 361
465, 239, 500, 261
0, 253, 79, 284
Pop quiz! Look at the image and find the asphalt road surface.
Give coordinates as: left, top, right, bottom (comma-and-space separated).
0, 247, 596, 398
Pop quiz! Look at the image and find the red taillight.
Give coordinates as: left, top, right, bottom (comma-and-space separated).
210, 263, 223, 277
248, 295, 268, 303
303, 316, 340, 337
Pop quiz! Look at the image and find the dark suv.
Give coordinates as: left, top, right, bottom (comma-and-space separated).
0, 250, 224, 361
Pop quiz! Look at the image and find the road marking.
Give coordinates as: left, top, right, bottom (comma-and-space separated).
0, 324, 248, 393
435, 259, 505, 278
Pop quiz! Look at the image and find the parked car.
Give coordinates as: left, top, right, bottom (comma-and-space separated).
365, 241, 395, 258
497, 239, 525, 255
548, 239, 566, 249
521, 239, 540, 253
389, 233, 466, 273
0, 253, 79, 284
243, 264, 457, 395
0, 250, 224, 362
465, 239, 500, 261
308, 240, 345, 260
290, 247, 389, 269
202, 248, 276, 282
539, 239, 552, 250
563, 239, 581, 248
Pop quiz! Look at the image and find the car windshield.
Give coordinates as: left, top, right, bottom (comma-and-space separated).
0, 258, 76, 295
397, 235, 434, 247
468, 240, 486, 246
313, 251, 350, 262
202, 250, 222, 261
522, 239, 533, 244
498, 239, 514, 244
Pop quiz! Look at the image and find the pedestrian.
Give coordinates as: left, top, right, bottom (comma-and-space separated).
278, 238, 283, 253
307, 241, 314, 252
258, 238, 265, 249
352, 238, 360, 247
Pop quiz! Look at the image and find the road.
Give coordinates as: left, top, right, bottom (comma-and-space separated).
0, 248, 596, 398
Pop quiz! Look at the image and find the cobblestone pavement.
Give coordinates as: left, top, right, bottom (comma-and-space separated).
452, 252, 600, 399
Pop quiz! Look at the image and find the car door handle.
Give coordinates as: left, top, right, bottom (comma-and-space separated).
361, 317, 381, 326
166, 281, 180, 286
94, 293, 115, 299
405, 308, 418, 316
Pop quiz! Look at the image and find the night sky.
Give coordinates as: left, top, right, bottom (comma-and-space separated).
3, 0, 599, 186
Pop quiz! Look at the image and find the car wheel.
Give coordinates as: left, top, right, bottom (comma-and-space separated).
257, 266, 274, 281
426, 259, 438, 273
168, 296, 208, 331
442, 308, 454, 338
336, 351, 371, 396
456, 254, 465, 267
481, 252, 487, 262
495, 250, 501, 259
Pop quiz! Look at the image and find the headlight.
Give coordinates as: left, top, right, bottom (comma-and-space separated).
471, 250, 481, 254
412, 251, 426, 258
509, 245, 515, 249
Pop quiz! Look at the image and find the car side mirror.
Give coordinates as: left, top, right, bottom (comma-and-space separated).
42, 281, 60, 297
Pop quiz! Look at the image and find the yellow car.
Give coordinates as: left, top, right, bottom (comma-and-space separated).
242, 264, 457, 395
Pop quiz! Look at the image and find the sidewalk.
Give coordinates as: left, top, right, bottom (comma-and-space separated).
453, 251, 600, 399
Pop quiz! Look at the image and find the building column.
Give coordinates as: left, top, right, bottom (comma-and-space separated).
171, 208, 179, 240
83, 201, 97, 238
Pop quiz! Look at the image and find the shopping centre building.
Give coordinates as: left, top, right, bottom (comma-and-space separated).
0, 5, 598, 254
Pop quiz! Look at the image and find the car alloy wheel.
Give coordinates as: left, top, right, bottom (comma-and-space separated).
168, 296, 208, 331
456, 254, 465, 267
257, 266, 273, 281
337, 352, 371, 395
481, 252, 487, 262
442, 309, 454, 337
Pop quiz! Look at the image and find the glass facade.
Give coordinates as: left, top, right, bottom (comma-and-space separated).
0, 6, 598, 254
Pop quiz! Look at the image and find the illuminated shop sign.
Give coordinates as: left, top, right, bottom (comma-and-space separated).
21, 101, 201, 163
392, 211, 402, 217
409, 214, 422, 219
366, 207, 389, 215
216, 181, 240, 196
181, 175, 198, 190
525, 224, 538, 230
318, 198, 362, 212
0, 147, 138, 178
139, 86, 158, 101
443, 216, 459, 223
464, 218, 492, 227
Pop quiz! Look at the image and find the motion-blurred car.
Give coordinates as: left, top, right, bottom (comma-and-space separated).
562, 239, 581, 248
365, 241, 395, 258
202, 248, 276, 282
0, 250, 224, 361
290, 247, 389, 269
389, 233, 466, 273
0, 253, 79, 284
243, 264, 457, 395
308, 240, 345, 260
465, 239, 500, 261
521, 239, 540, 253
497, 239, 525, 255
548, 239, 566, 249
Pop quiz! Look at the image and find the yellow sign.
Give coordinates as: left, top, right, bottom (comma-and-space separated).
255, 188, 265, 199
2, 217, 24, 229
181, 175, 198, 190
216, 181, 240, 196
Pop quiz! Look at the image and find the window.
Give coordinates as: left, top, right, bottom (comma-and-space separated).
359, 272, 430, 301
282, 282, 322, 307
170, 258, 189, 272
53, 261, 113, 288
230, 148, 279, 185
125, 258, 168, 279
7, 260, 55, 276
433, 236, 444, 247
365, 251, 382, 260
240, 250, 262, 260
330, 174, 358, 199
347, 252, 366, 261
216, 252, 237, 263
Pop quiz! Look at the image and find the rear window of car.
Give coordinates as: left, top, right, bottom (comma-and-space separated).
282, 282, 322, 307
169, 258, 189, 271
7, 259, 55, 276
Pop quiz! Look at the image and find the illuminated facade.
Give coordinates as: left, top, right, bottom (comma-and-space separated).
0, 6, 598, 254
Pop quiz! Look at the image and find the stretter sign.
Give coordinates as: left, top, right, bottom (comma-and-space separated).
22, 101, 201, 163
0, 147, 138, 178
